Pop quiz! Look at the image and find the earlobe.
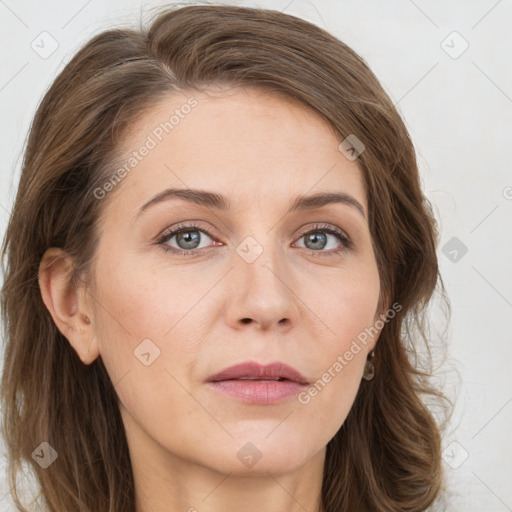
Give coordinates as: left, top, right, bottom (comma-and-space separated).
38, 247, 100, 365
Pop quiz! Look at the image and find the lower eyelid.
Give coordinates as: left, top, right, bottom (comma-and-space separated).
159, 228, 214, 250
295, 231, 350, 251
158, 224, 351, 254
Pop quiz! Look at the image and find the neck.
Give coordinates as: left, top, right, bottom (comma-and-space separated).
125, 418, 326, 512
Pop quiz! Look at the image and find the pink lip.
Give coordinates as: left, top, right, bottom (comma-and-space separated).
206, 361, 309, 405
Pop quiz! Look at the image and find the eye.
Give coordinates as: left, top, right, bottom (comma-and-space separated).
156, 222, 353, 257
294, 224, 352, 256
157, 223, 218, 256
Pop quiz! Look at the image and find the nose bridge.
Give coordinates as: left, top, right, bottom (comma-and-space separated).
237, 228, 287, 298
225, 225, 299, 330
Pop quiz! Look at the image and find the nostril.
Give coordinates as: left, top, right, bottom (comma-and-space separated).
241, 318, 252, 324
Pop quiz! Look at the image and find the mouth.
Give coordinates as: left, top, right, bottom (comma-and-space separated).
231, 377, 287, 381
206, 361, 309, 405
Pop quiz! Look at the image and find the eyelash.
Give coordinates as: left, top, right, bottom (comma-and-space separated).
156, 222, 353, 258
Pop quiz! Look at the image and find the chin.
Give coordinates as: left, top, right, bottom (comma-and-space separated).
197, 435, 322, 477
214, 453, 313, 477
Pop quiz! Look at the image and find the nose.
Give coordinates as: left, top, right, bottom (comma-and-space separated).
223, 241, 300, 332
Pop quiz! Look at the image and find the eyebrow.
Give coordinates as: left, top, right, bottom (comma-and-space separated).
134, 187, 366, 220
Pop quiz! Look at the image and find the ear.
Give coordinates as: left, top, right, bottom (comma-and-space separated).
38, 247, 100, 365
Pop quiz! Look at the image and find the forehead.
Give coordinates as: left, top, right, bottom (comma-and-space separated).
102, 86, 367, 219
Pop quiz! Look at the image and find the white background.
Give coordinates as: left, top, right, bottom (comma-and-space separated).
1, 0, 511, 510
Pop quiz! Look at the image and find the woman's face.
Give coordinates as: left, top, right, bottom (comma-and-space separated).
87, 86, 383, 477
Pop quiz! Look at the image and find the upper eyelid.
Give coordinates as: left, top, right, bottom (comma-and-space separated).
158, 221, 346, 236
158, 222, 350, 247
157, 222, 214, 241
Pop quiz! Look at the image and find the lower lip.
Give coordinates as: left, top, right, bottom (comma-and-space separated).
207, 379, 307, 404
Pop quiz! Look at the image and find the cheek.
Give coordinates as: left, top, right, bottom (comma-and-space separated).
93, 249, 206, 338
90, 255, 205, 424
298, 261, 380, 424
90, 247, 228, 406
90, 252, 187, 376
316, 257, 381, 346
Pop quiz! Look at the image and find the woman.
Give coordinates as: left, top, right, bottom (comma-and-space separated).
1, 4, 450, 511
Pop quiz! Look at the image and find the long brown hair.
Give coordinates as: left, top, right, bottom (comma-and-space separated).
1, 4, 451, 511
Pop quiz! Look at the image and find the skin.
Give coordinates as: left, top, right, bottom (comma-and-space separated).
39, 86, 386, 512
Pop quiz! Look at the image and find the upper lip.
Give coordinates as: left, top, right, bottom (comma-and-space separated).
207, 361, 309, 385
